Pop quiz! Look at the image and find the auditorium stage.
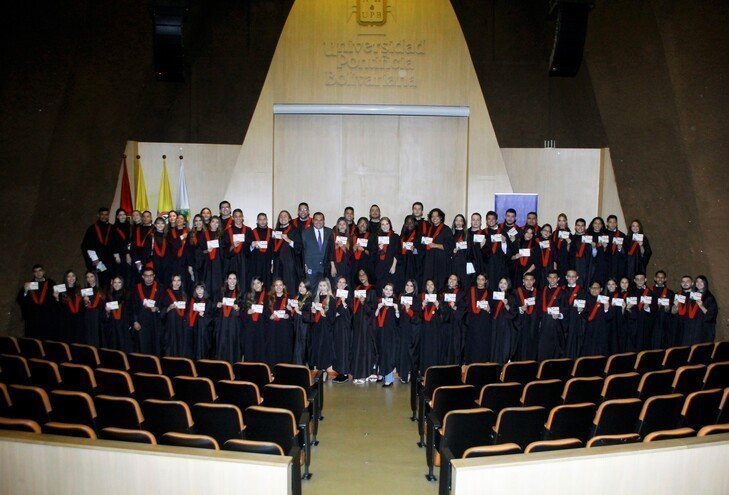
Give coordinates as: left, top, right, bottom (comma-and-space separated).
305, 380, 436, 495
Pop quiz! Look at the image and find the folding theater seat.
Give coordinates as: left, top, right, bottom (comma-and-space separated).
637, 369, 675, 400
0, 354, 31, 385
162, 357, 197, 378
0, 383, 11, 416
635, 394, 683, 438
160, 432, 219, 450
9, 384, 51, 424
634, 350, 665, 374
687, 343, 713, 366
603, 352, 636, 376
191, 403, 244, 447
95, 395, 144, 430
501, 361, 538, 384
571, 356, 606, 378
70, 344, 100, 368
492, 406, 548, 450
233, 362, 272, 391
59, 363, 97, 395
680, 389, 722, 431
133, 373, 174, 401
543, 403, 596, 443
587, 434, 640, 447
672, 365, 706, 395
274, 363, 325, 445
141, 399, 193, 439
712, 341, 729, 363
173, 376, 216, 405
477, 383, 522, 416
128, 353, 162, 375
703, 362, 729, 389
600, 372, 640, 401
98, 348, 129, 371
463, 363, 502, 390
101, 427, 157, 445
196, 359, 234, 382
591, 399, 642, 437
224, 439, 303, 495
49, 390, 97, 428
537, 358, 572, 381
697, 424, 729, 437
95, 368, 135, 397
217, 380, 261, 412
262, 384, 313, 479
43, 422, 97, 439
415, 365, 463, 446
0, 417, 41, 433
520, 379, 562, 409
242, 406, 301, 472
17, 338, 45, 359
525, 438, 582, 453
43, 341, 73, 364
662, 346, 690, 370
562, 377, 603, 405
643, 428, 696, 442
0, 336, 20, 355
29, 359, 62, 391
462, 444, 521, 458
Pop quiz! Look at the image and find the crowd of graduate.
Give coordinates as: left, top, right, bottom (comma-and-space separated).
16, 201, 719, 386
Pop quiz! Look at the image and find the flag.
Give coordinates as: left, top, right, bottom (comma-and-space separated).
157, 157, 174, 217
120, 155, 134, 214
134, 156, 149, 212
176, 157, 190, 218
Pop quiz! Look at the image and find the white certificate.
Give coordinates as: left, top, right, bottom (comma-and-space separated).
272, 230, 283, 239
519, 248, 531, 257
53, 284, 67, 294
357, 238, 369, 247
456, 241, 468, 250
105, 301, 119, 310
383, 297, 394, 306
97, 261, 107, 272
193, 302, 206, 312
493, 291, 505, 301
400, 296, 413, 305
251, 304, 264, 314
548, 306, 561, 315
233, 234, 245, 243
525, 297, 536, 306
613, 236, 624, 245
87, 250, 99, 262
473, 234, 485, 243
612, 298, 625, 307
421, 236, 433, 245
174, 301, 186, 309
476, 300, 489, 309
287, 299, 298, 308
491, 234, 503, 243
378, 236, 390, 245
336, 236, 348, 245
540, 240, 550, 249
690, 292, 702, 301
81, 288, 94, 297
674, 294, 686, 304
28, 282, 39, 291
626, 297, 638, 305
573, 299, 586, 309
658, 297, 670, 306
425, 294, 437, 303
508, 227, 518, 237
143, 298, 156, 308
599, 235, 610, 244
582, 235, 593, 244
403, 241, 414, 251
632, 233, 644, 242
312, 302, 323, 311
558, 231, 570, 239
466, 262, 476, 275
257, 241, 268, 249
222, 297, 236, 307
444, 293, 456, 303
274, 310, 287, 318
640, 296, 653, 305
336, 289, 349, 299
354, 290, 367, 299
597, 295, 610, 304
207, 239, 220, 250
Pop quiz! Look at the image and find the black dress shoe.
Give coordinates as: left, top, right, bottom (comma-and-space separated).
333, 374, 348, 383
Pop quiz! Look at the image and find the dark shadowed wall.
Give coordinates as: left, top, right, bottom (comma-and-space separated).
1, 0, 726, 337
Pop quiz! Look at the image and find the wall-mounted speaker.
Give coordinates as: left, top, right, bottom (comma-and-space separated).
153, 7, 185, 82
548, 0, 592, 77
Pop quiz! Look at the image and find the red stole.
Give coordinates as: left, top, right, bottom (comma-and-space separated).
401, 230, 416, 255
134, 226, 151, 248
153, 233, 167, 257
171, 228, 188, 258
353, 232, 370, 260
421, 293, 437, 322
378, 232, 392, 260
490, 226, 504, 254
293, 217, 312, 230
313, 295, 328, 323
637, 288, 650, 311
354, 285, 371, 314
136, 282, 158, 307
568, 285, 582, 305
270, 296, 288, 321
94, 223, 111, 246
542, 286, 562, 313
333, 232, 347, 263
516, 288, 536, 315
627, 237, 641, 256
204, 230, 219, 260
470, 287, 489, 314
540, 240, 552, 267
166, 289, 185, 317
188, 298, 205, 326
376, 305, 389, 328
426, 223, 444, 251
30, 281, 49, 305
611, 230, 623, 253
253, 228, 272, 253
66, 292, 82, 314
251, 291, 267, 323
227, 226, 245, 255
587, 299, 602, 322
87, 291, 102, 310
223, 290, 238, 318
274, 225, 293, 252
519, 239, 534, 266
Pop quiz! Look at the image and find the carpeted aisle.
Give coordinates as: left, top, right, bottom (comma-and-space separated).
303, 380, 438, 495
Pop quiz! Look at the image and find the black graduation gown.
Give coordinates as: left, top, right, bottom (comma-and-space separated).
464, 287, 493, 364
130, 225, 153, 275
490, 294, 518, 364
326, 232, 352, 286
681, 292, 718, 345
586, 231, 610, 285
551, 230, 571, 279
451, 229, 469, 288
216, 288, 243, 363
608, 292, 630, 354
375, 302, 398, 377
373, 232, 400, 291
291, 217, 312, 283
132, 281, 165, 356
243, 290, 269, 363
200, 231, 225, 301
625, 235, 652, 281
189, 230, 206, 289
58, 289, 85, 344
422, 224, 455, 292
331, 295, 352, 375
272, 225, 302, 294
569, 234, 593, 288
564, 286, 587, 359
17, 279, 57, 340
249, 227, 274, 287
581, 296, 614, 356
397, 294, 421, 379
350, 286, 377, 379
626, 287, 655, 351
483, 227, 511, 291
512, 238, 539, 287
103, 291, 134, 353
162, 288, 188, 357
308, 295, 335, 370
413, 219, 430, 287
222, 225, 251, 291
168, 228, 191, 288
440, 288, 466, 365
111, 222, 134, 285
81, 221, 114, 287
418, 295, 443, 374
397, 229, 420, 292
292, 296, 311, 365
514, 287, 540, 361
350, 231, 374, 285
536, 287, 567, 361
151, 231, 173, 286
650, 286, 675, 350
83, 289, 104, 347
266, 295, 295, 367
535, 237, 555, 289
607, 230, 628, 282
187, 297, 213, 360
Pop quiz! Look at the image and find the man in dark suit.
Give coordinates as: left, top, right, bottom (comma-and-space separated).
301, 211, 332, 286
